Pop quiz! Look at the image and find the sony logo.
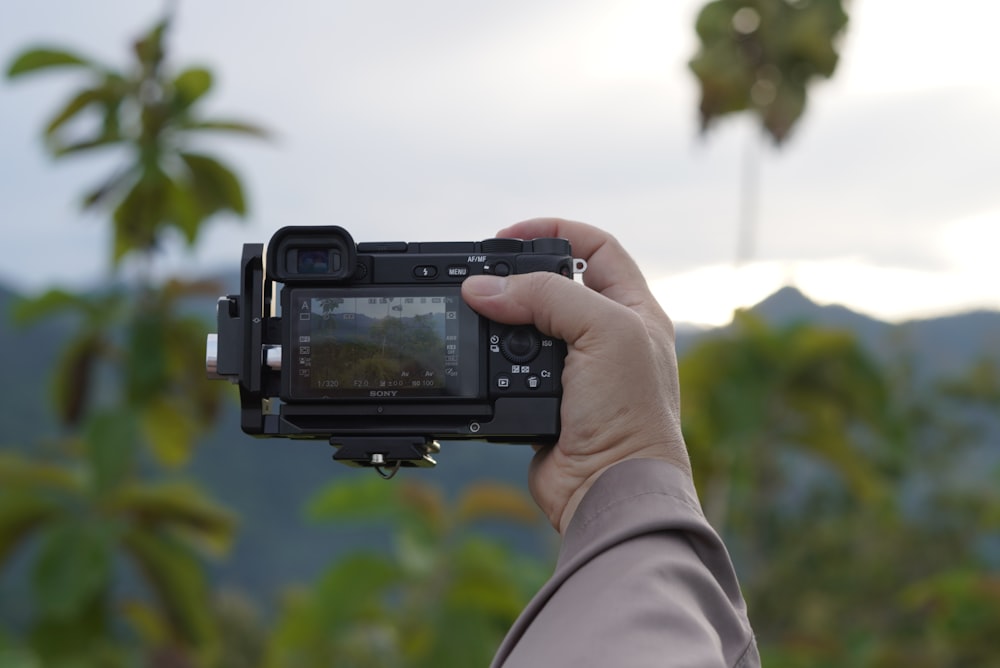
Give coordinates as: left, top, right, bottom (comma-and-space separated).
369, 390, 398, 397
468, 255, 486, 263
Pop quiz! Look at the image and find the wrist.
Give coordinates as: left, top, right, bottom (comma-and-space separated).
556, 450, 692, 535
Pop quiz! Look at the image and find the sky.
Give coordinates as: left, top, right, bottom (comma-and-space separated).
1, 0, 998, 327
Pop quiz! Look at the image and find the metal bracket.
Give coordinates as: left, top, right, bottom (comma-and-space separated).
330, 436, 440, 478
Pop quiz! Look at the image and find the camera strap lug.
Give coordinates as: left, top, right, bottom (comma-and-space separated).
330, 436, 440, 477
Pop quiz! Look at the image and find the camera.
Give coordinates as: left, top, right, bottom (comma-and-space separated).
206, 226, 585, 473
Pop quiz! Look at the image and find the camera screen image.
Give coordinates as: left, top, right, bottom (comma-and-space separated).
288, 288, 479, 399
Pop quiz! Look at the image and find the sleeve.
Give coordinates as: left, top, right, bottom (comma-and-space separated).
490, 458, 760, 668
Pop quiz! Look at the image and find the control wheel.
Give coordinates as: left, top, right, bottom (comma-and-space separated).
500, 327, 541, 364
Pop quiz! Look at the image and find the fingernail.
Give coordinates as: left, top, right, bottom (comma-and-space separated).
463, 274, 507, 298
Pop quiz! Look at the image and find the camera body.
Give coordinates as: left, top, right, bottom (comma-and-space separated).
207, 225, 581, 470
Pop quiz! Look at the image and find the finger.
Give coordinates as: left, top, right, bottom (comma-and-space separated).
495, 218, 653, 309
462, 271, 638, 346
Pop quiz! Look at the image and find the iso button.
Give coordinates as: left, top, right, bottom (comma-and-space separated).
413, 265, 438, 279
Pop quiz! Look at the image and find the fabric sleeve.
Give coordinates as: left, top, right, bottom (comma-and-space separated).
490, 458, 759, 668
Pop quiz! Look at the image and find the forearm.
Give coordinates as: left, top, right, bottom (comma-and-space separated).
493, 459, 759, 667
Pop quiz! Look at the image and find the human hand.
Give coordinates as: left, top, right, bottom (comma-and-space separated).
461, 218, 690, 534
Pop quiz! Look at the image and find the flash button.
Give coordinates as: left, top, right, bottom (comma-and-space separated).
413, 265, 438, 279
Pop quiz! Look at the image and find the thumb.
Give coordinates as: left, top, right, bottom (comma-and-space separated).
462, 273, 631, 345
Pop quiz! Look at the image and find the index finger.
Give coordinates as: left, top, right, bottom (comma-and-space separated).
496, 218, 653, 310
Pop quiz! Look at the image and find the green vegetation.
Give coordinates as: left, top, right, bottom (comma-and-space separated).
2, 13, 258, 667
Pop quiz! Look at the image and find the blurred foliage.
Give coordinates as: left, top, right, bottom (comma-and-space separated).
680, 314, 1000, 666
265, 476, 547, 668
2, 12, 260, 667
0, 450, 235, 666
689, 0, 849, 143
6, 16, 267, 264
681, 311, 896, 531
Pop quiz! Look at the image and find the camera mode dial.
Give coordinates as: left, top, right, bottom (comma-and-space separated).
500, 326, 542, 364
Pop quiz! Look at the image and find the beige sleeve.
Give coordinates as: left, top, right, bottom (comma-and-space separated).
491, 459, 760, 668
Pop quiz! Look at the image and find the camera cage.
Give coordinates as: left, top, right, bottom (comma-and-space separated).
207, 226, 585, 474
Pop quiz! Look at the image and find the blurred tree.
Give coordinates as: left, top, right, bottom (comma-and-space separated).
2, 12, 265, 667
0, 450, 234, 666
689, 0, 849, 144
7, 15, 266, 265
266, 476, 548, 668
680, 311, 894, 534
679, 314, 1000, 665
688, 0, 850, 263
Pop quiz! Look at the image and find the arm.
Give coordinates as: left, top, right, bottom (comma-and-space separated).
463, 219, 759, 667
491, 459, 759, 667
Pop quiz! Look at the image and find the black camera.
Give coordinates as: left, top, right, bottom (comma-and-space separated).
206, 226, 584, 473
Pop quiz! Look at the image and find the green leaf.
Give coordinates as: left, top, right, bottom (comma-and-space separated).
133, 20, 169, 73
141, 397, 199, 468
0, 453, 83, 493
314, 553, 402, 626
81, 168, 135, 210
32, 521, 114, 620
447, 538, 536, 619
84, 410, 138, 494
52, 333, 104, 426
126, 306, 168, 405
179, 119, 270, 139
52, 133, 125, 157
307, 475, 400, 523
120, 527, 217, 647
179, 152, 247, 218
6, 48, 92, 78
173, 67, 212, 111
40, 75, 128, 153
112, 173, 171, 262
0, 491, 64, 566
43, 88, 105, 137
10, 288, 89, 325
165, 175, 204, 244
694, 1, 734, 41
108, 481, 236, 557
